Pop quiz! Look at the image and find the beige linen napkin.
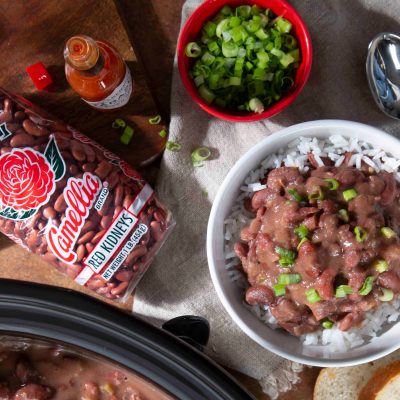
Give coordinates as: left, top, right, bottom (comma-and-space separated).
133, 1, 400, 398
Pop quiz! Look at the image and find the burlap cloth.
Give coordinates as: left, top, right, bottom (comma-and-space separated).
133, 1, 400, 398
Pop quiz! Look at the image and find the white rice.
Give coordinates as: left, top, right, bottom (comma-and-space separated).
224, 135, 400, 352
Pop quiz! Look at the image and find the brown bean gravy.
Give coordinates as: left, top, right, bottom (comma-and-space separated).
0, 338, 174, 400
235, 162, 400, 336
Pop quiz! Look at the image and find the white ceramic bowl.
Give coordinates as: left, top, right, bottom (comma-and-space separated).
207, 119, 400, 367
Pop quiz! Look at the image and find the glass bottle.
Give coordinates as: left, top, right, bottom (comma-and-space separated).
64, 35, 133, 111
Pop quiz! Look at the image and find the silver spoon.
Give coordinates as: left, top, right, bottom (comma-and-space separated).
366, 32, 400, 119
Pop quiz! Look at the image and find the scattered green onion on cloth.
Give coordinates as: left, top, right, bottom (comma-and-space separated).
132, 1, 400, 398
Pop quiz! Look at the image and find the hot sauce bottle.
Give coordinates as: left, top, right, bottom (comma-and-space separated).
64, 35, 133, 111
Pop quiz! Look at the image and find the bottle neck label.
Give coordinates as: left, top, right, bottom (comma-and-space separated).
83, 65, 133, 110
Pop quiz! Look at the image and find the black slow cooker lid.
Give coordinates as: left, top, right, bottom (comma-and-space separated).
0, 279, 254, 400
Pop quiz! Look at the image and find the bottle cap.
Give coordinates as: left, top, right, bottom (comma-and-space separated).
64, 35, 99, 70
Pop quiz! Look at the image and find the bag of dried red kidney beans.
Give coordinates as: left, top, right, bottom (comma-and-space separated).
0, 88, 174, 302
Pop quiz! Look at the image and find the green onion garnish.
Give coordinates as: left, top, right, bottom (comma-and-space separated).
297, 237, 308, 250
148, 115, 161, 125
374, 259, 389, 273
324, 178, 339, 191
287, 188, 303, 202
120, 126, 134, 145
379, 288, 394, 302
248, 97, 264, 114
338, 209, 349, 222
359, 276, 374, 296
159, 129, 167, 138
305, 288, 321, 303
335, 285, 353, 298
381, 227, 396, 239
186, 5, 299, 111
275, 246, 297, 267
354, 226, 367, 242
273, 284, 286, 297
278, 273, 302, 285
343, 188, 357, 202
191, 147, 211, 167
166, 141, 182, 152
322, 320, 333, 329
112, 118, 126, 129
294, 225, 309, 239
308, 188, 324, 202
185, 42, 202, 57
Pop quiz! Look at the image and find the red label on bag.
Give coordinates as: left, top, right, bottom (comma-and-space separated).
46, 173, 102, 264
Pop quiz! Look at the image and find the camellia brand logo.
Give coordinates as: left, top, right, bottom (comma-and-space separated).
46, 173, 102, 264
0, 136, 65, 220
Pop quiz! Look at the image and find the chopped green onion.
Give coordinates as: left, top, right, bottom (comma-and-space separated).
148, 115, 161, 125
297, 237, 308, 250
278, 273, 302, 285
379, 288, 394, 302
335, 285, 353, 298
275, 246, 297, 267
381, 227, 396, 238
185, 42, 202, 57
221, 5, 232, 15
236, 5, 251, 18
374, 259, 389, 273
222, 41, 239, 57
305, 288, 321, 303
203, 21, 217, 38
120, 126, 134, 145
354, 226, 367, 242
159, 129, 167, 138
339, 209, 349, 222
294, 225, 309, 239
112, 118, 126, 129
166, 141, 181, 152
275, 17, 292, 34
248, 97, 264, 114
191, 147, 211, 167
287, 188, 303, 202
322, 320, 333, 329
216, 19, 230, 38
343, 188, 357, 202
198, 85, 215, 104
359, 276, 374, 296
308, 188, 324, 202
324, 178, 339, 191
273, 284, 286, 297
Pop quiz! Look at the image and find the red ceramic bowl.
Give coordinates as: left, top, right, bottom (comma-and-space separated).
177, 0, 312, 122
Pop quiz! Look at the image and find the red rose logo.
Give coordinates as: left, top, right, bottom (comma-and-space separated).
0, 149, 55, 211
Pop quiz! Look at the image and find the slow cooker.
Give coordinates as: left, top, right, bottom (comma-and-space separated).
0, 279, 254, 399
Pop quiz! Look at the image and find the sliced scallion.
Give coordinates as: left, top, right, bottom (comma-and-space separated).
322, 320, 333, 329
354, 226, 367, 242
275, 246, 297, 267
374, 259, 388, 273
343, 188, 357, 202
120, 126, 134, 145
112, 118, 126, 129
191, 147, 211, 167
305, 288, 321, 304
148, 115, 161, 125
166, 141, 181, 152
335, 285, 353, 298
381, 227, 396, 239
338, 209, 349, 222
278, 273, 302, 285
308, 188, 324, 202
359, 276, 374, 296
248, 97, 264, 114
324, 178, 339, 191
297, 237, 308, 250
185, 42, 202, 57
273, 284, 286, 297
287, 188, 303, 202
379, 288, 394, 302
294, 225, 309, 239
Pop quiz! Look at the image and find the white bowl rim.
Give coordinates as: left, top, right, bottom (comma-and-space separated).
207, 119, 400, 367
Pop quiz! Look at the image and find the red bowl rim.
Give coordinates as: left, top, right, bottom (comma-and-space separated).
177, 0, 313, 122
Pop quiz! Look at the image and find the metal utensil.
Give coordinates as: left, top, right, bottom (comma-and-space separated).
366, 32, 400, 119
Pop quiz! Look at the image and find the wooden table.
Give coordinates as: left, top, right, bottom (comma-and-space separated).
0, 1, 319, 398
